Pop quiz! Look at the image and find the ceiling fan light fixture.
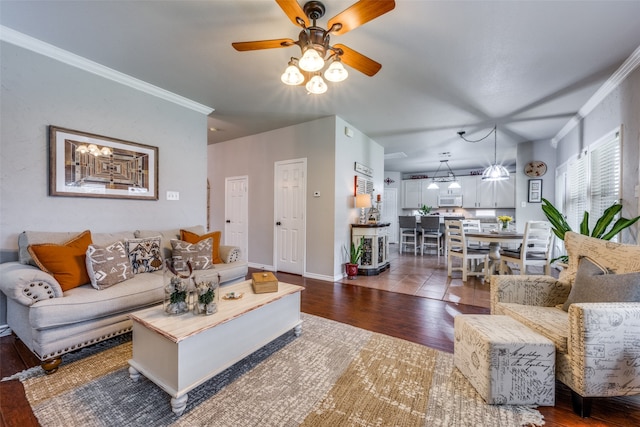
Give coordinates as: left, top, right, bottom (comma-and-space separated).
324, 59, 348, 82
299, 47, 325, 72
281, 62, 304, 85
305, 74, 328, 94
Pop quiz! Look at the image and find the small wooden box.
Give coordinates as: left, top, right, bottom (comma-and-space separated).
251, 272, 278, 294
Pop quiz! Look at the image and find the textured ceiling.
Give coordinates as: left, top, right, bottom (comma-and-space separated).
2, 1, 640, 173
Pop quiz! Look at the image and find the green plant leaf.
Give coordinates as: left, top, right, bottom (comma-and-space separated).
541, 198, 571, 240
601, 216, 640, 240
590, 203, 622, 238
579, 211, 590, 236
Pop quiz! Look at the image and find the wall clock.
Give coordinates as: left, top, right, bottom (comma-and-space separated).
524, 161, 547, 177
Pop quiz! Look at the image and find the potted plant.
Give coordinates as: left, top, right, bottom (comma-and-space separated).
344, 241, 364, 279
418, 204, 432, 216
541, 197, 640, 263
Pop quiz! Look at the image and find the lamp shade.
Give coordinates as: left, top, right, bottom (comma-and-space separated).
355, 194, 372, 208
482, 164, 510, 181
281, 64, 304, 85
305, 75, 328, 94
324, 60, 348, 82
298, 48, 325, 72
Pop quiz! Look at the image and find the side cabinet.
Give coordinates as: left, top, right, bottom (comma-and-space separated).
351, 223, 390, 276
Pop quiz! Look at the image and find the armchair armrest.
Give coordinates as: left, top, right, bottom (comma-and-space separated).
567, 302, 640, 397
0, 262, 63, 306
490, 275, 571, 314
218, 245, 242, 263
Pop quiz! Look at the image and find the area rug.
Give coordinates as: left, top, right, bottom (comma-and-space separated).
5, 314, 544, 426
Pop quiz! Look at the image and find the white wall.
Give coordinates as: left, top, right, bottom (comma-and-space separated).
0, 43, 209, 322
208, 115, 384, 280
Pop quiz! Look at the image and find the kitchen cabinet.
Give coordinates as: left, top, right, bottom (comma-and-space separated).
401, 179, 438, 209
460, 174, 515, 208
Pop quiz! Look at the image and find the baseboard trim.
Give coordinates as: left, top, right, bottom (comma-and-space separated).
0, 324, 12, 337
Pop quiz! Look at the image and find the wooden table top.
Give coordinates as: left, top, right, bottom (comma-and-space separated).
129, 280, 303, 343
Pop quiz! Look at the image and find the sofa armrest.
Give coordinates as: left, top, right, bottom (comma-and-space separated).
490, 275, 571, 314
219, 245, 242, 263
567, 302, 640, 397
0, 262, 63, 306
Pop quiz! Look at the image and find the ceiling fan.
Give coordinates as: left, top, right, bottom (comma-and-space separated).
232, 0, 395, 93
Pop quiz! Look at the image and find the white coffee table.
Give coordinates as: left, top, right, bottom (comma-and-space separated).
128, 279, 303, 416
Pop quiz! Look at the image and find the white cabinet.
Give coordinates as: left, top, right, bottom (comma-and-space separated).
401, 179, 438, 209
351, 224, 390, 275
460, 174, 515, 208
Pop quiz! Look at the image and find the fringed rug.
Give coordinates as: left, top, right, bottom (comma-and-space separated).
5, 314, 544, 426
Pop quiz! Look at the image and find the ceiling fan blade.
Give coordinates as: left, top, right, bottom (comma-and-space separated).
328, 0, 395, 36
334, 44, 381, 76
232, 39, 296, 51
275, 0, 309, 27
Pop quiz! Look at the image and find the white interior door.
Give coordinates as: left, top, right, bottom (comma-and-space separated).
225, 176, 248, 261
382, 188, 398, 244
274, 159, 306, 275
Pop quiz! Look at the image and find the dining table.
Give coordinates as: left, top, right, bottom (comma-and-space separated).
465, 231, 524, 277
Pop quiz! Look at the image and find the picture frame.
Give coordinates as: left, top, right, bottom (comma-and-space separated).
49, 126, 158, 200
528, 179, 542, 203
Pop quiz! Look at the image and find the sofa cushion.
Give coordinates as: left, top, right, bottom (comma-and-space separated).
125, 236, 163, 274
563, 256, 640, 311
27, 230, 93, 291
498, 302, 569, 354
171, 238, 213, 271
134, 225, 205, 260
180, 229, 223, 264
28, 271, 165, 330
86, 241, 134, 290
19, 230, 135, 266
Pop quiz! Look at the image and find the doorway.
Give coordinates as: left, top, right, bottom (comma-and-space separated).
274, 158, 306, 275
224, 176, 248, 261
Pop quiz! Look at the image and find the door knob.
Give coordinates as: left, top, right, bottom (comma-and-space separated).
226, 220, 231, 223
276, 221, 281, 226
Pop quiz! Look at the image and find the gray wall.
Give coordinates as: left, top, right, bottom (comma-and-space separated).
0, 43, 209, 323
208, 116, 384, 280
554, 66, 640, 243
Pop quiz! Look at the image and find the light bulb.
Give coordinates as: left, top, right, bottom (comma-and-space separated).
76, 145, 88, 154
448, 181, 461, 189
324, 60, 348, 82
482, 164, 510, 181
281, 64, 304, 85
100, 147, 112, 156
298, 48, 324, 72
305, 75, 328, 94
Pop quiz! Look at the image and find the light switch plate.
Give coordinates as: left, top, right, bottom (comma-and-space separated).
166, 191, 180, 201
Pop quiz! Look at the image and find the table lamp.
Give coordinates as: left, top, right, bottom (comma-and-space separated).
355, 194, 372, 224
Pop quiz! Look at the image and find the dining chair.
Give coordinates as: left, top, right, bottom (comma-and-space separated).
445, 220, 489, 281
398, 216, 421, 255
461, 219, 485, 251
418, 215, 442, 256
499, 220, 553, 275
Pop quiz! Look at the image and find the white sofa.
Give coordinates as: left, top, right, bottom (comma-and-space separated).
0, 226, 248, 374
491, 231, 640, 417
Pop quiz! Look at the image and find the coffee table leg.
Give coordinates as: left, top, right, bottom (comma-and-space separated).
171, 394, 188, 416
294, 324, 302, 336
129, 366, 141, 382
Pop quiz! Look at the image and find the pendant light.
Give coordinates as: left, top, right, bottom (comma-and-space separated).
457, 125, 510, 181
427, 160, 460, 190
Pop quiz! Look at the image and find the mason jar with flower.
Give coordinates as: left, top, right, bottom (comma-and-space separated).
497, 215, 513, 230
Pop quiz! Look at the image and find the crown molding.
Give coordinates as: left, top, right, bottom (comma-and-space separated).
551, 43, 640, 148
0, 25, 214, 115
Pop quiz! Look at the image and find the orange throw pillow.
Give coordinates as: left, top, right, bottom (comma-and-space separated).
180, 230, 222, 264
28, 230, 93, 291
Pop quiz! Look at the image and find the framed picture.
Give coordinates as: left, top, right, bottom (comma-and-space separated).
49, 126, 158, 200
528, 179, 542, 203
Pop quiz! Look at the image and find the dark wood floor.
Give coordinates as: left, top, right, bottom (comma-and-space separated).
1, 267, 639, 427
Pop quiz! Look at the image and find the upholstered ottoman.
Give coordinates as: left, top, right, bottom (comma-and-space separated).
454, 314, 555, 406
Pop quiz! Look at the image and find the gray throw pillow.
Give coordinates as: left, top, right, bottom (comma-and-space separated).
86, 241, 134, 289
171, 238, 213, 271
562, 256, 640, 311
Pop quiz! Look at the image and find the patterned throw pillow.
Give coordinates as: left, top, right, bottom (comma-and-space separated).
563, 256, 640, 311
180, 230, 223, 264
86, 241, 134, 289
27, 230, 93, 291
171, 238, 213, 271
126, 236, 163, 274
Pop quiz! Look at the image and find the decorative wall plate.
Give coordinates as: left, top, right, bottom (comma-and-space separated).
524, 161, 547, 177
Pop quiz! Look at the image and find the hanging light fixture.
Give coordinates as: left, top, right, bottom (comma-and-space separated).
281, 58, 305, 85
457, 125, 510, 181
305, 74, 328, 94
427, 160, 460, 190
324, 57, 348, 82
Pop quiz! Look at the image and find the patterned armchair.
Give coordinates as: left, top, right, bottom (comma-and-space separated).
490, 231, 640, 417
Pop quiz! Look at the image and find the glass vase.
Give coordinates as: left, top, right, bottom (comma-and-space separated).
501, 221, 510, 231
163, 260, 192, 315
193, 272, 220, 315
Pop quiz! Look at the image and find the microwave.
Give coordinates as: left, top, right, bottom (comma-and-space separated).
438, 195, 463, 207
